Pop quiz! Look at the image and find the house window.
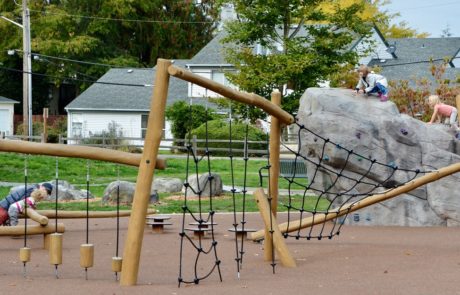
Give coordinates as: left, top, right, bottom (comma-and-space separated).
141, 114, 166, 139
72, 122, 83, 137
190, 70, 212, 97
141, 114, 148, 139
189, 69, 238, 98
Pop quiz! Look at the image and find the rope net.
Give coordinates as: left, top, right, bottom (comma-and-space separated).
178, 105, 255, 285
274, 118, 435, 240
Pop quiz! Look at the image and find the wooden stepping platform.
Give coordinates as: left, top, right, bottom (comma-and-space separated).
184, 227, 211, 239
145, 215, 172, 233
188, 221, 217, 229
228, 227, 257, 240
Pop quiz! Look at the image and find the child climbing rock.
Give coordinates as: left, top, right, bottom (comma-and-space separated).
355, 65, 389, 102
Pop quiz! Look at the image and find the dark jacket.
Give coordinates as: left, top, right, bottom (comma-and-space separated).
0, 184, 38, 210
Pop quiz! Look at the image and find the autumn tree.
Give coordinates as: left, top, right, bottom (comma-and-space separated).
325, 0, 429, 38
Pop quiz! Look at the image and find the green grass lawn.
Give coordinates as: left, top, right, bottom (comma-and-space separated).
0, 152, 324, 213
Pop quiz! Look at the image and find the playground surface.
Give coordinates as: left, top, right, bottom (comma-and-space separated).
1, 212, 460, 295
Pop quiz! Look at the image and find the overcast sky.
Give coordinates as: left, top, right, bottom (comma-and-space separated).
383, 0, 460, 37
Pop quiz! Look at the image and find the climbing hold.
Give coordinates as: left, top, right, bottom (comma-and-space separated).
400, 128, 408, 135
355, 132, 361, 139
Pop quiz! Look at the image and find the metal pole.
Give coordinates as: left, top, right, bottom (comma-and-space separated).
22, 0, 30, 137
24, 0, 33, 138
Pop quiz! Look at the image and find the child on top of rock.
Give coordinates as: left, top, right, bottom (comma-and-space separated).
355, 65, 389, 102
7, 184, 50, 226
427, 94, 458, 127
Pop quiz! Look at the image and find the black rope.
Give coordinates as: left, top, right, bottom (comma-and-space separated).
23, 155, 28, 248
113, 164, 121, 281
277, 118, 431, 240
54, 157, 59, 233
85, 160, 90, 244
228, 105, 242, 277
116, 164, 120, 258
178, 103, 222, 286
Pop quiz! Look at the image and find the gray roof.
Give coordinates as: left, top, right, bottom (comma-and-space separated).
189, 30, 231, 65
0, 96, 19, 104
65, 60, 191, 111
189, 26, 364, 66
369, 37, 460, 83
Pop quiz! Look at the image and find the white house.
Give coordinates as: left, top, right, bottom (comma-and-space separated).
65, 59, 216, 146
0, 96, 18, 136
65, 25, 460, 146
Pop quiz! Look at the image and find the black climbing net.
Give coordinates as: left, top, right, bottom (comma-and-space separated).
178, 104, 254, 285
275, 118, 436, 240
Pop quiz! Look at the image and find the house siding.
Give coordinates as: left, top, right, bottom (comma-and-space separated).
0, 103, 15, 136
67, 111, 144, 145
67, 110, 173, 148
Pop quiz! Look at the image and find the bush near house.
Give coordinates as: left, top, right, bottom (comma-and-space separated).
390, 62, 460, 122
188, 119, 268, 156
165, 101, 215, 147
16, 117, 67, 143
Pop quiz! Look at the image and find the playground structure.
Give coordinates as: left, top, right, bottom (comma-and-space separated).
1, 58, 460, 287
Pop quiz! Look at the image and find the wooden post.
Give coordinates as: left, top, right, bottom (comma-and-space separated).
254, 188, 296, 267
264, 89, 281, 261
44, 233, 50, 249
269, 89, 281, 214
0, 139, 166, 168
456, 94, 460, 126
0, 223, 64, 236
25, 207, 48, 225
120, 59, 171, 286
43, 108, 48, 143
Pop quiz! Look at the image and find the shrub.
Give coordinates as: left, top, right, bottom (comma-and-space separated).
165, 101, 214, 146
82, 121, 126, 149
16, 117, 67, 143
188, 119, 268, 156
390, 62, 459, 121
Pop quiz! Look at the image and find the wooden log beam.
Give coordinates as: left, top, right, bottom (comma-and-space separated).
0, 223, 65, 236
254, 188, 296, 267
252, 162, 460, 241
168, 65, 295, 126
26, 209, 156, 219
0, 140, 166, 169
24, 208, 48, 225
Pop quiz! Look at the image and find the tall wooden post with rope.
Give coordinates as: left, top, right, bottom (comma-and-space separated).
264, 90, 281, 261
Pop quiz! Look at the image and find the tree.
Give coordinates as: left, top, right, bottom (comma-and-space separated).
0, 0, 219, 114
441, 24, 452, 38
326, 0, 429, 38
219, 0, 372, 116
165, 101, 215, 145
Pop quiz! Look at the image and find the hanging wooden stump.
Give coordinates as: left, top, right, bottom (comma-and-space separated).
19, 247, 31, 263
80, 244, 94, 268
112, 256, 122, 273
49, 233, 63, 265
